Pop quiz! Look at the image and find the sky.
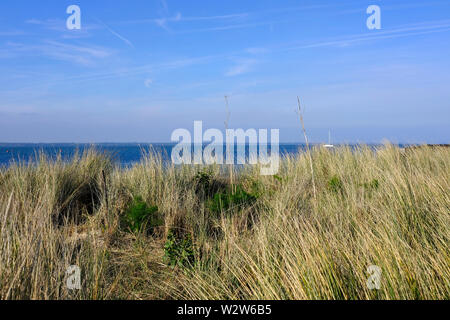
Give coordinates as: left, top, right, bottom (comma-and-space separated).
0, 0, 449, 143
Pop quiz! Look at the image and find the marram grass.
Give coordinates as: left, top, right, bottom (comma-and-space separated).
0, 145, 448, 300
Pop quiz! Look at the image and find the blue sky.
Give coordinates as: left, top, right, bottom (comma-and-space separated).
0, 0, 449, 143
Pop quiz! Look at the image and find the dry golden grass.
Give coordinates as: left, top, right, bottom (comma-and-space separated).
0, 145, 448, 300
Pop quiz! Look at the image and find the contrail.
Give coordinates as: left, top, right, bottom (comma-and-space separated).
95, 18, 134, 48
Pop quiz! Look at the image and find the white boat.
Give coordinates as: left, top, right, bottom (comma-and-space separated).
323, 130, 334, 149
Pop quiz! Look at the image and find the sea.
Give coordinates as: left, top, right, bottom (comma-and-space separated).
0, 143, 387, 167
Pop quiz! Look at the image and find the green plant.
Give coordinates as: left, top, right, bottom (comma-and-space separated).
248, 178, 265, 198
273, 174, 283, 183
193, 169, 227, 198
193, 169, 213, 195
164, 230, 195, 268
328, 175, 343, 193
363, 179, 380, 190
123, 196, 160, 233
208, 185, 257, 214
194, 169, 212, 186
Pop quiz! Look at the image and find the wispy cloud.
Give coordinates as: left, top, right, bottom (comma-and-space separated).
144, 79, 153, 88
1, 53, 227, 93
181, 13, 248, 21
295, 20, 450, 49
26, 17, 134, 47
0, 30, 26, 37
26, 18, 99, 39
225, 59, 258, 77
154, 12, 182, 31
108, 2, 350, 37
171, 17, 302, 35
150, 0, 180, 31
94, 18, 134, 48
175, 21, 272, 34
117, 3, 339, 26
26, 18, 67, 31
122, 12, 246, 25
119, 11, 183, 32
246, 19, 450, 54
1, 40, 113, 66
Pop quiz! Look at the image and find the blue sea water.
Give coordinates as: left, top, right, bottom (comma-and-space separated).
0, 143, 172, 167
0, 143, 307, 167
0, 143, 388, 167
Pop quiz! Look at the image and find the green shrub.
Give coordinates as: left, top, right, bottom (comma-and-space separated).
248, 179, 265, 198
273, 174, 283, 183
193, 169, 227, 198
123, 196, 160, 233
164, 230, 195, 268
363, 179, 380, 190
194, 169, 212, 188
328, 175, 343, 193
208, 185, 257, 214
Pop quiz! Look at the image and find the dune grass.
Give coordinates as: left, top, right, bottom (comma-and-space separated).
0, 145, 448, 300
